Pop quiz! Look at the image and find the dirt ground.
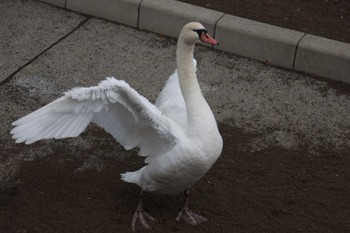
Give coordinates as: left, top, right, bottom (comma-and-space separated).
179, 0, 350, 43
1, 124, 349, 233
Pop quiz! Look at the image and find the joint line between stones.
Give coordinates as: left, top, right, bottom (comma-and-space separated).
0, 17, 90, 86
292, 33, 307, 69
212, 13, 226, 48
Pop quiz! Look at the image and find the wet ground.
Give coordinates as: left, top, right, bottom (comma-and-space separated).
1, 1, 350, 232
1, 124, 350, 233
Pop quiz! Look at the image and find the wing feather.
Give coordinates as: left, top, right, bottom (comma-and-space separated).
11, 77, 178, 161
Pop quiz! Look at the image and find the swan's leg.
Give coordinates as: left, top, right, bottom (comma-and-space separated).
176, 189, 207, 225
131, 191, 156, 232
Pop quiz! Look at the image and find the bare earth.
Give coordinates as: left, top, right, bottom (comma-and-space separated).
1, 125, 350, 233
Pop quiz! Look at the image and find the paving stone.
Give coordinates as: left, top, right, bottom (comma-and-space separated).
66, 0, 141, 27
0, 0, 85, 83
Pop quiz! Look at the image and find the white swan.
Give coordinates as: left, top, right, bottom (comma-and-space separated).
11, 22, 223, 231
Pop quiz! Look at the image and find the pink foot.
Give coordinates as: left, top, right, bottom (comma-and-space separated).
176, 208, 207, 225
131, 208, 156, 232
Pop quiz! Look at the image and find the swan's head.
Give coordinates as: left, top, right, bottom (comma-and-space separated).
180, 22, 219, 46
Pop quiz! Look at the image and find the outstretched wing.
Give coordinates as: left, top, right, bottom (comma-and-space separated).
11, 77, 178, 162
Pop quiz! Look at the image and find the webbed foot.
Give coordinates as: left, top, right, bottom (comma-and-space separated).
176, 189, 207, 226
176, 207, 207, 225
131, 191, 156, 231
131, 208, 156, 231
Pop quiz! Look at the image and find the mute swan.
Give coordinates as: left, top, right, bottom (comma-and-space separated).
11, 22, 223, 231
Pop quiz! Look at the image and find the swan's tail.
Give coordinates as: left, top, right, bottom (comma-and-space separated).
120, 167, 145, 187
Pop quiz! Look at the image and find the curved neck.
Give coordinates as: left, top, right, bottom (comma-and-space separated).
176, 37, 207, 126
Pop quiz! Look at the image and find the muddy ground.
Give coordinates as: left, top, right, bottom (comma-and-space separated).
1, 123, 349, 233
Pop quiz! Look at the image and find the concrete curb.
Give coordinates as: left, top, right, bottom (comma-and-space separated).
39, 0, 350, 84
139, 0, 224, 40
215, 14, 304, 69
294, 34, 350, 84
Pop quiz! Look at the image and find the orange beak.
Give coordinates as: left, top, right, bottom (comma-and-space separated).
200, 33, 219, 45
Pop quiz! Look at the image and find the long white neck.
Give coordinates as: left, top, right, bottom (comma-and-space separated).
176, 37, 208, 128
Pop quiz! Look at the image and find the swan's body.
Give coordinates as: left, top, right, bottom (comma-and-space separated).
11, 22, 222, 231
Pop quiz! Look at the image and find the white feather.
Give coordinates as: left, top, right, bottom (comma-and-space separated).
12, 77, 178, 159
